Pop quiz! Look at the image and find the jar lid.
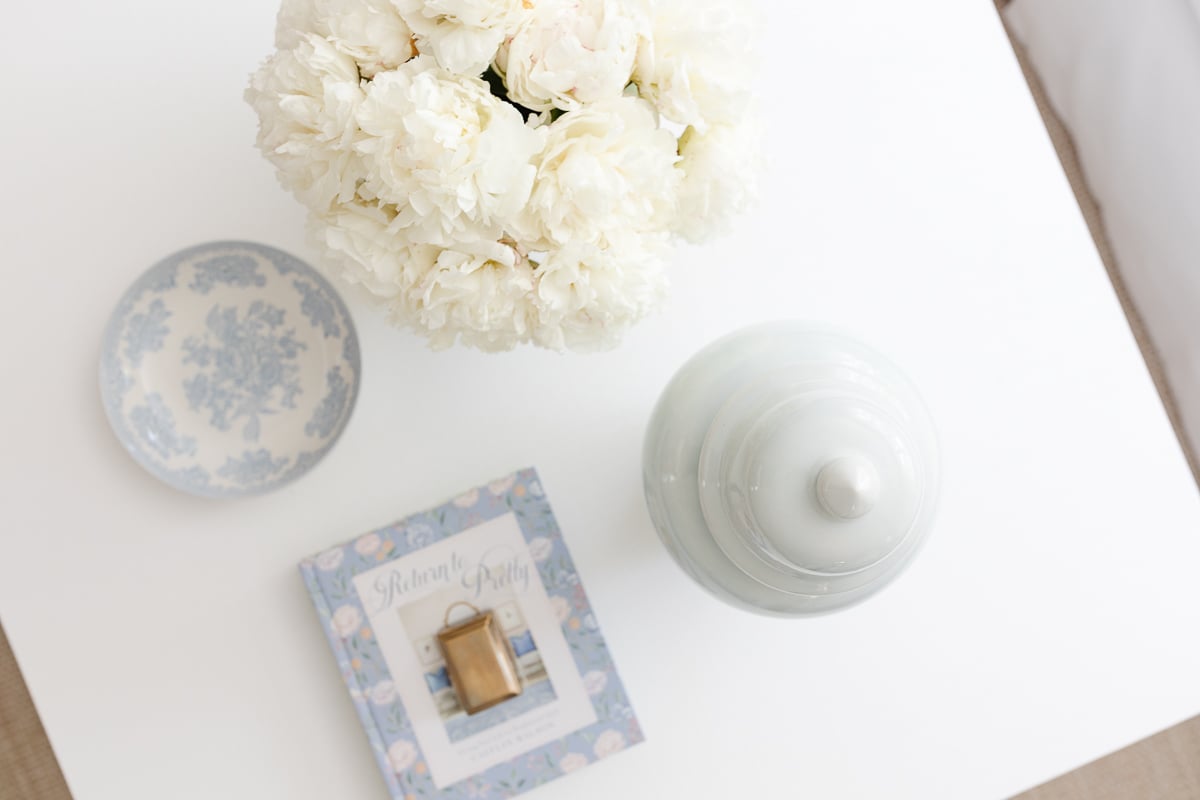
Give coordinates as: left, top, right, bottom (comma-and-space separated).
643, 323, 940, 616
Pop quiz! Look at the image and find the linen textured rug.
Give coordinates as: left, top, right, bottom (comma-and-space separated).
0, 622, 71, 800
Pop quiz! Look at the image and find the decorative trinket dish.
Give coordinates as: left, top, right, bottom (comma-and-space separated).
99, 241, 360, 498
644, 323, 941, 616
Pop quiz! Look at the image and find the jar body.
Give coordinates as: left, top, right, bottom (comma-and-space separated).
642, 323, 940, 617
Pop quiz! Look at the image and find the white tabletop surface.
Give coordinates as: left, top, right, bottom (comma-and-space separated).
3, 1, 1200, 799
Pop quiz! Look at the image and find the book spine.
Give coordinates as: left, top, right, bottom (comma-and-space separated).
298, 563, 405, 799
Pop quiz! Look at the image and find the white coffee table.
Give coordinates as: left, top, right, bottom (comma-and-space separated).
2, 1, 1198, 798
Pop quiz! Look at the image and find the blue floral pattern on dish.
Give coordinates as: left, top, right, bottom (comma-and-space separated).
182, 302, 306, 442
122, 299, 172, 368
142, 262, 180, 294
129, 392, 197, 459
216, 448, 289, 485
293, 278, 342, 338
99, 241, 361, 498
305, 366, 350, 439
189, 254, 267, 294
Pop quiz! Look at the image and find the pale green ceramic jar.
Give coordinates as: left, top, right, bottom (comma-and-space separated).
643, 323, 941, 616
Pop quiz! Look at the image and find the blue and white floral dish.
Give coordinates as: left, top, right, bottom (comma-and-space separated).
100, 241, 361, 498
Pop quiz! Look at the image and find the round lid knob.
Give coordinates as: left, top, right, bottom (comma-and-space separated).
816, 456, 879, 520
644, 323, 941, 616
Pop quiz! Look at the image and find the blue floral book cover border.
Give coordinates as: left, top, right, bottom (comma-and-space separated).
300, 467, 643, 798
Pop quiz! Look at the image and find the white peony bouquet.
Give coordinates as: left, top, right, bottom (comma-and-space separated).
247, 0, 757, 351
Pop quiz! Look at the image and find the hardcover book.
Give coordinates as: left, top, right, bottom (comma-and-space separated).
300, 468, 642, 798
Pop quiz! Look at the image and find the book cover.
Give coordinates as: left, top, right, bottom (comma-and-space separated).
299, 467, 643, 798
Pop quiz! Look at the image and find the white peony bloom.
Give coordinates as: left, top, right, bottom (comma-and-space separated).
633, 0, 755, 132
355, 56, 543, 247
312, 203, 539, 351
394, 0, 529, 75
275, 0, 319, 48
673, 121, 760, 243
495, 0, 642, 112
532, 234, 667, 351
247, 34, 367, 214
311, 200, 414, 299
274, 0, 415, 76
398, 241, 537, 350
524, 96, 679, 248
318, 0, 417, 78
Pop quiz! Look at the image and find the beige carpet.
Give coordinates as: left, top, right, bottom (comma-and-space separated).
0, 622, 70, 800
1013, 717, 1200, 799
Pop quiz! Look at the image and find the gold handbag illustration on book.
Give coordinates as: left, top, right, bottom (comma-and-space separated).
436, 602, 523, 715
